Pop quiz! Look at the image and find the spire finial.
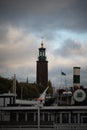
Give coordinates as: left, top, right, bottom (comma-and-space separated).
41, 36, 44, 48
41, 41, 44, 48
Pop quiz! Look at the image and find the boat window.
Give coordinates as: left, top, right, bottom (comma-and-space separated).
19, 112, 25, 121
62, 113, 69, 123
80, 113, 87, 123
27, 112, 34, 121
2, 112, 10, 121
10, 112, 16, 121
71, 113, 78, 123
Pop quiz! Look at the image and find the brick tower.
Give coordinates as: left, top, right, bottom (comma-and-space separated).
36, 43, 48, 88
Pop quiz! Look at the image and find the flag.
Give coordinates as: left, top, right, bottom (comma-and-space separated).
61, 71, 66, 76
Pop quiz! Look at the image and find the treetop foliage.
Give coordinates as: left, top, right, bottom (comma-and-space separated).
0, 76, 53, 99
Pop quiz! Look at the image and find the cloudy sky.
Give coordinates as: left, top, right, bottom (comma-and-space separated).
0, 0, 87, 87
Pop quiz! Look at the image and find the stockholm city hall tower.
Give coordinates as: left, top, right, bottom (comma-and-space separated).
36, 43, 48, 88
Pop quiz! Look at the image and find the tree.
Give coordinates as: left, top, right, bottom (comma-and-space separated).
48, 80, 53, 95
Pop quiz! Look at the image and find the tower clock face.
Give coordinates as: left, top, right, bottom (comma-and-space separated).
73, 89, 86, 102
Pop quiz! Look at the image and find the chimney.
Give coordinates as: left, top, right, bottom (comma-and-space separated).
73, 67, 80, 89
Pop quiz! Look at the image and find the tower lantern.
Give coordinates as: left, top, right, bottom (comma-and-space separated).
36, 42, 48, 88
38, 42, 46, 61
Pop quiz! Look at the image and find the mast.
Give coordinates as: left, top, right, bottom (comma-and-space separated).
13, 74, 16, 100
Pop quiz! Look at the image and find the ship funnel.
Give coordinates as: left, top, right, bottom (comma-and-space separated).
73, 67, 80, 89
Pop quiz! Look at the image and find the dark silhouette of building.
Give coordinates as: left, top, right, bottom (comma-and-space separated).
36, 43, 48, 88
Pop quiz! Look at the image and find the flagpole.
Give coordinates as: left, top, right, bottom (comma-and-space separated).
61, 71, 66, 89
60, 69, 62, 88
65, 75, 67, 89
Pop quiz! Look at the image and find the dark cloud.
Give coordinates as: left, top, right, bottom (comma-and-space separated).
0, 0, 87, 33
54, 39, 87, 57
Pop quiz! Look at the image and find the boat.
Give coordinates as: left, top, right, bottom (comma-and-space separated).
0, 86, 87, 130
0, 72, 87, 130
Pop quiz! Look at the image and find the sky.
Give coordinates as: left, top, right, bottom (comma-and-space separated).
0, 0, 87, 88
